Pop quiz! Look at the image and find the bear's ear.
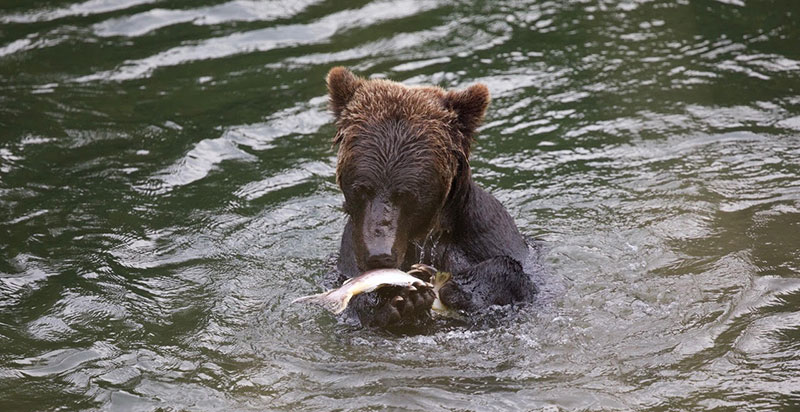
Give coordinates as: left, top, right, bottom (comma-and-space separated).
443, 83, 490, 139
326, 67, 363, 119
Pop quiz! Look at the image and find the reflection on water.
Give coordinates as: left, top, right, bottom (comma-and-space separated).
93, 1, 321, 38
1, 0, 799, 410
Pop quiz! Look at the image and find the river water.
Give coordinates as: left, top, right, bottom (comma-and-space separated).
1, 0, 799, 410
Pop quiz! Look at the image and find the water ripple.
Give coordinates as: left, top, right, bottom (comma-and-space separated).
0, 0, 155, 24
75, 0, 442, 82
93, 0, 321, 37
136, 97, 328, 194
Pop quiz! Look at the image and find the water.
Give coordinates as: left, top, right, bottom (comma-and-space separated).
1, 0, 799, 410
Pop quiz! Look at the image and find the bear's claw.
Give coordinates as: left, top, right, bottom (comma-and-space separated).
408, 263, 437, 282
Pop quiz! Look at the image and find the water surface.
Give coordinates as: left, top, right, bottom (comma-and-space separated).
1, 0, 800, 410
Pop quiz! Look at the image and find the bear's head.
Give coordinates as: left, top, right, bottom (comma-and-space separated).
327, 67, 489, 271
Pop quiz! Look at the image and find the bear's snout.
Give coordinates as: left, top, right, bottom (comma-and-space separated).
361, 196, 403, 270
365, 252, 396, 270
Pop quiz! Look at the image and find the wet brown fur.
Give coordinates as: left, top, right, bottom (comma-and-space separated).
327, 67, 489, 207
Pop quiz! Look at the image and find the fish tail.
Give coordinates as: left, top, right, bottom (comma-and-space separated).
292, 289, 353, 314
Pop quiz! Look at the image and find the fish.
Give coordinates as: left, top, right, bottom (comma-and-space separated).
292, 264, 453, 315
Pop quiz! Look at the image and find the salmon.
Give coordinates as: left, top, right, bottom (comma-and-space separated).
292, 264, 452, 315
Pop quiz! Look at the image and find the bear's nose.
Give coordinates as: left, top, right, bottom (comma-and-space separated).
366, 253, 396, 270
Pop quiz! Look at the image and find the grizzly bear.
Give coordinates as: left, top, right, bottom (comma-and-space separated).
326, 67, 537, 328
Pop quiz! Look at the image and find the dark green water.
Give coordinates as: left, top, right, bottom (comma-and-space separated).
2, 0, 800, 410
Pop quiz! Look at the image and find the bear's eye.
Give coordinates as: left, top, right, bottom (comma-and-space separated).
392, 190, 419, 208
354, 185, 373, 200
344, 185, 373, 211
